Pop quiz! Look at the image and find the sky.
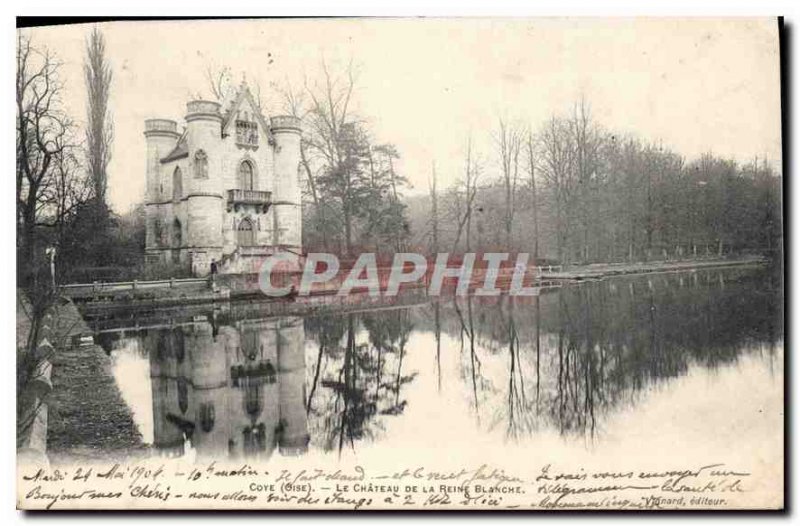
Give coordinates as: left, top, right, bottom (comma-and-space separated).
21, 18, 782, 214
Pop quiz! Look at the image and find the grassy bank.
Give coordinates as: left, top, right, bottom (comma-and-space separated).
44, 299, 146, 461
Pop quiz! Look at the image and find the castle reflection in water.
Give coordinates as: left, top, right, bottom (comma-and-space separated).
147, 316, 308, 460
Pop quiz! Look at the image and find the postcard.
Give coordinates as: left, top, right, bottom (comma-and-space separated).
16, 17, 784, 510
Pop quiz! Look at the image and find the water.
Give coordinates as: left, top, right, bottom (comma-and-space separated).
95, 266, 783, 464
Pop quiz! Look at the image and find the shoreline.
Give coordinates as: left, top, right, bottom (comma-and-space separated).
65, 255, 770, 314
540, 255, 769, 282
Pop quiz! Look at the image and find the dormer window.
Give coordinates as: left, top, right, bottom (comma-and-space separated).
236, 119, 258, 146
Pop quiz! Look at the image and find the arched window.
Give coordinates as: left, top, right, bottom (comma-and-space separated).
177, 377, 188, 414
172, 167, 183, 201
194, 150, 208, 179
241, 330, 260, 361
237, 217, 255, 247
171, 329, 185, 363
238, 160, 254, 191
244, 384, 263, 418
199, 403, 215, 432
153, 219, 163, 247
173, 218, 182, 248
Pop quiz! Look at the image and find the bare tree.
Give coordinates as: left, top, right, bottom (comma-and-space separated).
43, 142, 91, 247
204, 62, 268, 108
302, 57, 363, 254
206, 64, 234, 101
451, 136, 481, 252
428, 160, 439, 253
277, 79, 321, 206
495, 118, 523, 249
538, 115, 576, 263
304, 57, 358, 171
16, 33, 91, 444
17, 34, 74, 268
526, 129, 540, 261
568, 98, 602, 261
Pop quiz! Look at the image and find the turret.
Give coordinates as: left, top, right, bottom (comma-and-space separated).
184, 101, 224, 274
277, 318, 309, 456
144, 119, 180, 202
148, 328, 190, 457
144, 119, 180, 253
187, 321, 228, 460
270, 116, 303, 250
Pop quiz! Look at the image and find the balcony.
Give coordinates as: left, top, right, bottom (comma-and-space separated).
227, 189, 272, 213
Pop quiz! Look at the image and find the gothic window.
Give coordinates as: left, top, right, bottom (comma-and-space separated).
238, 160, 254, 191
177, 377, 188, 414
172, 329, 185, 363
199, 403, 215, 433
173, 218, 182, 248
153, 219, 163, 247
237, 217, 255, 247
241, 330, 259, 361
194, 150, 208, 179
172, 167, 183, 201
244, 384, 263, 418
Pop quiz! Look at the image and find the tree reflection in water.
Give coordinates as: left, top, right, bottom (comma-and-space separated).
440, 267, 782, 441
133, 266, 780, 460
305, 309, 416, 455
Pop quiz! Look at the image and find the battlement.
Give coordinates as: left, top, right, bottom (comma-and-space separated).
270, 115, 302, 133
186, 100, 222, 122
144, 119, 180, 138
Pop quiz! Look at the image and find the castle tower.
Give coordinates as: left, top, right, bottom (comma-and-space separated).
143, 119, 180, 263
148, 328, 192, 457
185, 101, 225, 274
270, 116, 303, 253
277, 317, 309, 456
186, 321, 229, 461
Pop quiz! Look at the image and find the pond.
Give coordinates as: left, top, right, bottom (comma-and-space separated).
94, 265, 783, 466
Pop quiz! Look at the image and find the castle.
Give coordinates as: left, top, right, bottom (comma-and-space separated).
144, 83, 302, 276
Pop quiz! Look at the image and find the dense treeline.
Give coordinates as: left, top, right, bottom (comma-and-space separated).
418, 101, 782, 264
288, 67, 780, 264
